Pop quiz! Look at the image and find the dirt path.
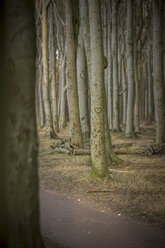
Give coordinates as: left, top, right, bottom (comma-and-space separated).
40, 190, 165, 248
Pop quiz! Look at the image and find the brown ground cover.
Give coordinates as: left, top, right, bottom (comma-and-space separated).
39, 123, 165, 228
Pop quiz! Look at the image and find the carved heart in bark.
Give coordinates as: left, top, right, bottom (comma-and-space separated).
94, 107, 102, 113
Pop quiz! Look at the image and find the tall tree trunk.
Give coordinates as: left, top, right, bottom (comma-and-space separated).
125, 0, 135, 137
112, 0, 120, 132
153, 0, 165, 144
59, 55, 67, 129
42, 6, 57, 138
147, 46, 154, 122
107, 1, 113, 130
134, 45, 140, 133
89, 0, 108, 178
79, 0, 92, 125
104, 94, 123, 165
77, 25, 90, 140
145, 60, 148, 120
65, 0, 83, 146
103, 0, 108, 98
79, 0, 92, 87
0, 0, 43, 247
49, 5, 59, 133
163, 2, 165, 93
38, 65, 45, 128
121, 55, 127, 126
35, 65, 41, 129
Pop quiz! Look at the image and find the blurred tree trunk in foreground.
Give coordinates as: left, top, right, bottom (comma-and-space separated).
0, 0, 43, 247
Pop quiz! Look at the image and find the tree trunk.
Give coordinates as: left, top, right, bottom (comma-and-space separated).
125, 0, 135, 137
42, 7, 57, 138
121, 56, 127, 126
148, 44, 154, 122
103, 0, 108, 98
77, 25, 90, 140
38, 63, 45, 128
153, 0, 165, 144
89, 0, 108, 178
59, 55, 67, 129
104, 94, 123, 165
134, 45, 140, 133
163, 2, 165, 90
107, 0, 113, 130
48, 5, 59, 133
79, 0, 92, 87
35, 66, 41, 129
145, 60, 148, 120
79, 0, 92, 124
65, 0, 83, 146
112, 0, 120, 132
0, 0, 43, 247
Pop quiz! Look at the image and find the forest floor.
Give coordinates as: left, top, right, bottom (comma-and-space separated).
39, 123, 165, 232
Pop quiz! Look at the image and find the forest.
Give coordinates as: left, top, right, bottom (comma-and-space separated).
0, 0, 165, 247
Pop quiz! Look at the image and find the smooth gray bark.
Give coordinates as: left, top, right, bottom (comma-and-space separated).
65, 0, 83, 146
125, 0, 135, 137
112, 0, 120, 132
59, 55, 67, 129
48, 5, 59, 133
134, 0, 143, 133
79, 0, 92, 123
38, 62, 45, 128
42, 6, 57, 138
77, 25, 90, 140
153, 0, 165, 144
107, 0, 113, 129
79, 0, 92, 87
103, 0, 108, 98
121, 55, 127, 126
134, 45, 140, 133
147, 47, 154, 122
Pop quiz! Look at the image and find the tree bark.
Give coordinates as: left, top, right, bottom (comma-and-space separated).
89, 0, 108, 178
163, 2, 165, 90
77, 25, 90, 140
79, 0, 92, 124
0, 0, 43, 247
48, 5, 59, 133
107, 0, 113, 130
65, 0, 83, 146
153, 0, 165, 144
103, 0, 108, 98
42, 6, 57, 138
125, 0, 135, 137
38, 63, 45, 128
148, 43, 154, 122
79, 0, 92, 87
121, 55, 127, 126
112, 0, 120, 132
134, 46, 140, 133
59, 54, 67, 129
